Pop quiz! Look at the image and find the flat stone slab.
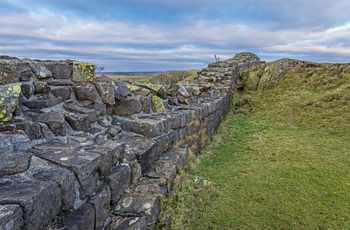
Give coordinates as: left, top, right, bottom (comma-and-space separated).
107, 216, 147, 230
121, 118, 165, 138
123, 136, 156, 173
0, 204, 24, 230
159, 145, 188, 170
32, 149, 102, 197
0, 180, 61, 230
145, 161, 177, 191
106, 164, 131, 204
114, 194, 160, 228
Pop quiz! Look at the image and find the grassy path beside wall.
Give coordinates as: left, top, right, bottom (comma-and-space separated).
161, 69, 350, 229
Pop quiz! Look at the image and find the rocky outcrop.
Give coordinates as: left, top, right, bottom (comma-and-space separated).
0, 52, 264, 229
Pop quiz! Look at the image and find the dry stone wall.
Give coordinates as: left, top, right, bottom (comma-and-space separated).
0, 52, 264, 229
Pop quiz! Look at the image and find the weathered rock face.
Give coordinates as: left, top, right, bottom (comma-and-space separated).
0, 52, 263, 229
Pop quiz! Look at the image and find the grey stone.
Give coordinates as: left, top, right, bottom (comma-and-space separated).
160, 146, 188, 170
33, 111, 66, 136
27, 60, 52, 79
47, 80, 74, 86
114, 194, 160, 228
114, 96, 142, 116
16, 61, 35, 81
95, 133, 111, 145
127, 160, 141, 186
34, 81, 50, 94
124, 136, 156, 173
88, 185, 111, 230
65, 113, 91, 132
106, 126, 122, 137
95, 79, 115, 105
0, 205, 24, 230
177, 84, 191, 98
133, 178, 167, 196
89, 145, 121, 175
22, 95, 63, 109
51, 86, 72, 101
44, 61, 72, 79
28, 156, 79, 211
106, 164, 131, 204
64, 203, 95, 230
152, 134, 171, 155
0, 134, 31, 176
145, 161, 177, 191
74, 85, 98, 101
21, 83, 35, 98
0, 120, 44, 140
107, 216, 147, 230
121, 118, 165, 138
32, 149, 101, 197
0, 180, 61, 230
63, 103, 98, 123
113, 81, 130, 100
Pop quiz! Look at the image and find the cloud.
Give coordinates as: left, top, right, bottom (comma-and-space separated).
1, 0, 350, 71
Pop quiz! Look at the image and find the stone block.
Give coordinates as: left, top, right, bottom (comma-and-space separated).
106, 164, 131, 204
159, 145, 189, 170
124, 136, 156, 173
65, 113, 91, 132
28, 156, 79, 210
151, 95, 167, 113
0, 60, 18, 84
64, 203, 95, 230
0, 83, 21, 122
0, 180, 61, 230
45, 61, 72, 79
0, 120, 44, 140
145, 161, 177, 191
34, 81, 50, 94
90, 145, 121, 175
0, 205, 24, 230
26, 60, 52, 79
0, 134, 31, 176
15, 61, 35, 81
121, 118, 165, 138
114, 194, 160, 228
107, 216, 147, 230
22, 95, 63, 109
32, 149, 102, 197
113, 95, 142, 116
133, 178, 167, 196
21, 82, 35, 98
88, 185, 111, 230
63, 103, 98, 123
33, 111, 66, 136
113, 81, 130, 101
74, 85, 98, 101
152, 133, 171, 154
71, 61, 95, 82
95, 79, 115, 105
128, 160, 142, 185
51, 86, 72, 100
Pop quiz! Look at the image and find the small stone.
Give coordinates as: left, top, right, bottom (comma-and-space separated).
34, 81, 50, 94
74, 85, 98, 101
0, 205, 24, 230
33, 111, 66, 136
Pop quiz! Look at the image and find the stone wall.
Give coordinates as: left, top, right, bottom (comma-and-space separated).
0, 52, 264, 229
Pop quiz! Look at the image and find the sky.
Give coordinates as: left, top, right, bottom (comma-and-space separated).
1, 0, 350, 71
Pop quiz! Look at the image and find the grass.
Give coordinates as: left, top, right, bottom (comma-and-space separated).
160, 64, 350, 229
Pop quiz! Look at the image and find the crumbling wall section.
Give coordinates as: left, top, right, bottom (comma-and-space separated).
0, 52, 264, 229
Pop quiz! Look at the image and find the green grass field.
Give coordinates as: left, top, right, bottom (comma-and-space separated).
160, 62, 350, 229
